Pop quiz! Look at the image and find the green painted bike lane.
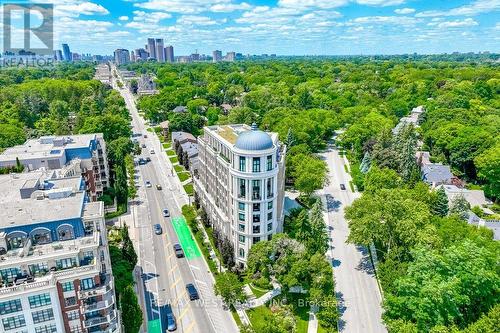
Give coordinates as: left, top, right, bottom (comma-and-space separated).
171, 216, 201, 259
147, 319, 161, 333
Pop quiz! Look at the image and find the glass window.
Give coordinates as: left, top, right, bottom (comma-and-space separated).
80, 278, 95, 291
239, 156, 246, 172
268, 234, 272, 241
56, 258, 76, 270
267, 178, 273, 198
35, 324, 57, 333
7, 233, 26, 250
83, 251, 94, 260
28, 294, 51, 309
61, 282, 74, 292
253, 225, 260, 234
268, 212, 273, 220
239, 248, 245, 258
67, 310, 79, 321
267, 155, 272, 171
252, 180, 261, 200
57, 225, 74, 241
238, 213, 245, 221
238, 202, 245, 211
64, 297, 76, 307
252, 157, 260, 172
238, 179, 246, 198
2, 315, 26, 330
268, 201, 273, 210
238, 224, 245, 232
267, 223, 273, 232
253, 214, 260, 223
253, 203, 260, 212
29, 263, 48, 276
32, 308, 54, 324
31, 229, 52, 245
238, 235, 245, 243
0, 267, 20, 282
253, 237, 260, 244
0, 299, 22, 315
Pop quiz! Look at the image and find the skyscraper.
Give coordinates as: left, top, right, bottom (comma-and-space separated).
155, 38, 165, 62
135, 48, 148, 61
54, 50, 63, 61
114, 49, 130, 65
165, 45, 174, 63
226, 51, 236, 62
213, 50, 222, 62
62, 43, 72, 61
147, 38, 156, 59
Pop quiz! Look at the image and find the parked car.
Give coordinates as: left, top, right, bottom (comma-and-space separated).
143, 134, 147, 138
173, 244, 184, 258
186, 283, 199, 300
166, 311, 177, 331
153, 224, 162, 235
340, 183, 346, 190
145, 181, 152, 188
138, 158, 145, 165
141, 143, 146, 148
150, 149, 155, 154
145, 157, 151, 162
163, 209, 170, 217
156, 184, 162, 190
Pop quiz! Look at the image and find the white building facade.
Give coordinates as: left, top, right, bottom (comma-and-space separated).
194, 124, 286, 267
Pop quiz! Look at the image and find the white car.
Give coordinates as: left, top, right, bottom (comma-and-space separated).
145, 181, 152, 188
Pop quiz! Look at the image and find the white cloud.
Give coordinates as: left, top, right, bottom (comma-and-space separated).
118, 16, 129, 21
177, 15, 219, 26
352, 15, 418, 26
278, 0, 348, 9
394, 8, 415, 14
355, 0, 405, 6
210, 2, 252, 12
55, 2, 109, 17
416, 0, 500, 17
436, 18, 479, 28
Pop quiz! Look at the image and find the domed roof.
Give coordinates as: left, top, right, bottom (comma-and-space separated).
235, 124, 273, 151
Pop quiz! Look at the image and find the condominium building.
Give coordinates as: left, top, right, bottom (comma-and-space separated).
147, 38, 156, 59
165, 45, 174, 63
194, 124, 286, 267
113, 49, 130, 66
134, 48, 148, 62
155, 39, 164, 63
0, 172, 120, 333
212, 50, 222, 62
62, 44, 72, 62
0, 134, 110, 201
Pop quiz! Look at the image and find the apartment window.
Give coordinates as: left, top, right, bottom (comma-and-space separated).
267, 155, 272, 171
0, 299, 22, 315
64, 297, 76, 307
29, 263, 49, 276
61, 282, 74, 292
252, 180, 261, 200
268, 201, 273, 210
28, 294, 51, 309
0, 268, 20, 282
56, 258, 76, 270
238, 224, 245, 232
238, 202, 245, 211
35, 324, 57, 333
253, 225, 260, 234
252, 157, 260, 172
267, 223, 273, 232
32, 309, 54, 324
268, 212, 273, 221
253, 214, 260, 223
238, 179, 246, 198
268, 235, 272, 241
83, 251, 94, 260
238, 213, 245, 221
253, 237, 260, 244
239, 248, 245, 258
267, 178, 273, 198
239, 156, 246, 172
253, 203, 260, 212
80, 278, 95, 291
67, 310, 79, 321
2, 315, 26, 330
238, 235, 245, 243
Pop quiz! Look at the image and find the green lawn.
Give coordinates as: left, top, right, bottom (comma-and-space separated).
169, 156, 178, 163
249, 284, 270, 299
174, 164, 184, 173
166, 150, 176, 156
178, 172, 190, 182
247, 305, 273, 332
163, 143, 171, 149
184, 183, 194, 195
231, 306, 243, 327
146, 127, 153, 132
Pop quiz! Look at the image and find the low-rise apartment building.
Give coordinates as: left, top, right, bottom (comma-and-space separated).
194, 124, 286, 267
0, 172, 120, 333
0, 134, 109, 201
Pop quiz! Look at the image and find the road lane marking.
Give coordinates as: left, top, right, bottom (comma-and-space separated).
169, 264, 178, 274
190, 265, 200, 270
195, 279, 207, 286
171, 277, 181, 290
185, 321, 196, 333
179, 306, 190, 320
174, 290, 187, 305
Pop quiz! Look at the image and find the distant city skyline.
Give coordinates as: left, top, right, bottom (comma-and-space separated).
5, 0, 497, 56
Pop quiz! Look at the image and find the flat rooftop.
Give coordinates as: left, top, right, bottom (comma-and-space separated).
206, 124, 278, 146
0, 134, 99, 162
0, 172, 85, 229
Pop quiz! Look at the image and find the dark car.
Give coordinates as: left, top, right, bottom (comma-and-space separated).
156, 184, 162, 190
163, 209, 170, 217
153, 224, 162, 235
138, 158, 146, 165
186, 283, 199, 300
166, 312, 177, 331
141, 143, 146, 148
145, 157, 151, 162
340, 183, 346, 190
173, 244, 184, 258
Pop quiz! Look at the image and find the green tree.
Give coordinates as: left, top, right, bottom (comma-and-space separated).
432, 187, 449, 217
214, 272, 246, 305
363, 166, 401, 193
120, 225, 137, 267
307, 200, 328, 255
120, 285, 143, 333
449, 194, 470, 220
292, 154, 328, 197
474, 143, 500, 200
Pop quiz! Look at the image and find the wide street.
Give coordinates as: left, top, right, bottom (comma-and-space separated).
111, 67, 238, 333
319, 140, 387, 333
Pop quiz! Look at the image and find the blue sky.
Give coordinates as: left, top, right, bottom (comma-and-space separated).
5, 0, 500, 55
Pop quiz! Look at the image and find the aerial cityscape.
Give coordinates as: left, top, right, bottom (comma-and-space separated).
0, 1, 498, 333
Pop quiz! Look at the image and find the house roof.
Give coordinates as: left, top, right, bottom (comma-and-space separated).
422, 163, 453, 185
171, 131, 196, 144
173, 106, 187, 113
437, 184, 489, 208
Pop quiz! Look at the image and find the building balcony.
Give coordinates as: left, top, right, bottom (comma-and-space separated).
83, 309, 116, 329
81, 293, 115, 313
78, 275, 114, 299
90, 322, 119, 333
